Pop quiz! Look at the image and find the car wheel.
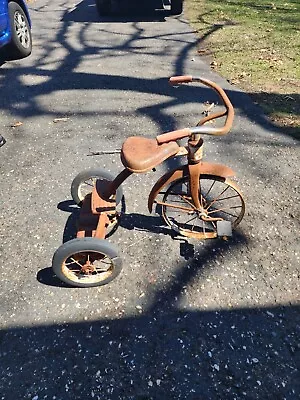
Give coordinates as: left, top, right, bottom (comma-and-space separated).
6, 1, 32, 59
171, 0, 183, 15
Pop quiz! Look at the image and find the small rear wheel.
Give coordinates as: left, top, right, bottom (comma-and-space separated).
52, 238, 122, 287
71, 168, 123, 206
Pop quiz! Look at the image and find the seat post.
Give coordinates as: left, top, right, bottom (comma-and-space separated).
104, 168, 132, 199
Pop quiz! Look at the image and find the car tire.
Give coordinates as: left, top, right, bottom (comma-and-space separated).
171, 0, 183, 15
6, 1, 32, 59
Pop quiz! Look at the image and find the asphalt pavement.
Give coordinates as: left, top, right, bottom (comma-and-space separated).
0, 0, 299, 398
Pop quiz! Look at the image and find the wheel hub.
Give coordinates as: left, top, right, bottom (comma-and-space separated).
14, 12, 30, 48
81, 260, 95, 274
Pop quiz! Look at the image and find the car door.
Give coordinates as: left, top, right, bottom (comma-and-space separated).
0, 0, 9, 37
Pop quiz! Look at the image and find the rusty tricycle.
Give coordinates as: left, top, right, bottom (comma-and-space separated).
52, 76, 245, 287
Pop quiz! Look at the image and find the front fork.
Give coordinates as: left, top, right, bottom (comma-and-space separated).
188, 163, 223, 222
188, 163, 201, 209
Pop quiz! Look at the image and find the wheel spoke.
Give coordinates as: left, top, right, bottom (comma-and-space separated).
210, 194, 241, 202
70, 257, 84, 267
95, 266, 111, 273
162, 176, 244, 237
191, 219, 196, 231
99, 260, 111, 265
83, 179, 95, 187
64, 258, 83, 267
157, 200, 194, 213
179, 194, 197, 210
200, 193, 205, 208
204, 179, 216, 198
208, 205, 241, 214
206, 185, 230, 211
209, 208, 238, 218
166, 195, 189, 204
14, 16, 20, 27
64, 261, 79, 267
184, 215, 198, 225
202, 218, 206, 235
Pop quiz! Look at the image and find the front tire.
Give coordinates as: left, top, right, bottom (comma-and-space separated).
6, 1, 32, 59
52, 238, 122, 287
162, 175, 245, 238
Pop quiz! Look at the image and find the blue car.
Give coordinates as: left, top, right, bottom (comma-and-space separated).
0, 0, 32, 59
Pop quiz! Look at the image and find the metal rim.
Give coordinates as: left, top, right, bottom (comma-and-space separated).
14, 10, 30, 49
62, 250, 115, 284
77, 176, 99, 202
162, 175, 245, 238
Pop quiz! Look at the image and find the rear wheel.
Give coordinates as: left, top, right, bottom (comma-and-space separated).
162, 175, 245, 239
52, 238, 122, 287
71, 168, 123, 206
170, 0, 183, 15
6, 1, 32, 59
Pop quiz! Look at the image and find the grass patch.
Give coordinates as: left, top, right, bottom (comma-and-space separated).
185, 0, 300, 137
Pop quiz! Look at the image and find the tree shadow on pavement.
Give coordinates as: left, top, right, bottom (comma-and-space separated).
63, 0, 169, 23
55, 199, 194, 244
1, 0, 297, 143
4, 235, 300, 399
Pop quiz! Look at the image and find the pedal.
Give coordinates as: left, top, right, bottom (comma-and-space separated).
217, 221, 232, 237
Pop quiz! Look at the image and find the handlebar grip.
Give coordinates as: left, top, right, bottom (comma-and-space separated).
169, 76, 193, 85
156, 128, 192, 144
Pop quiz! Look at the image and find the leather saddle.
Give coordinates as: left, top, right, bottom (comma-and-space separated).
121, 136, 179, 173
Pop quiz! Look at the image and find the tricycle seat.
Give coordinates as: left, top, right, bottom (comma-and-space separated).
121, 136, 179, 173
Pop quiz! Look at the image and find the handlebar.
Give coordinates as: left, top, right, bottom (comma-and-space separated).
156, 76, 234, 144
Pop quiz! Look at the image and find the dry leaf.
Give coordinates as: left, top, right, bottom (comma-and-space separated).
11, 121, 23, 128
198, 48, 211, 55
53, 117, 70, 123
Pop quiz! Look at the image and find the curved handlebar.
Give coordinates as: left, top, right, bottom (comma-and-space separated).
156, 76, 234, 144
156, 128, 192, 144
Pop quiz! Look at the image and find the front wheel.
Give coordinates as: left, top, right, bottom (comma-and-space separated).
6, 1, 32, 59
161, 175, 245, 239
71, 168, 123, 206
52, 238, 122, 287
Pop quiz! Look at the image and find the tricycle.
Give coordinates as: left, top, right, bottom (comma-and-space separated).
52, 75, 245, 287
